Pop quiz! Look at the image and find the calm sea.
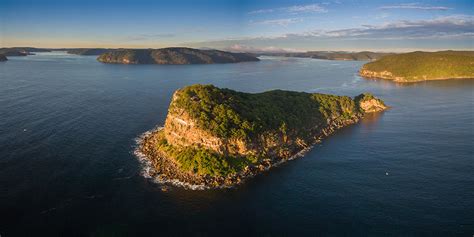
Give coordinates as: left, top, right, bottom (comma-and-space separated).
1, 52, 473, 236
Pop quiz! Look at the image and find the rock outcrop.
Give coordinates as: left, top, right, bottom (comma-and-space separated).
138, 84, 388, 189
0, 54, 7, 61
97, 47, 260, 64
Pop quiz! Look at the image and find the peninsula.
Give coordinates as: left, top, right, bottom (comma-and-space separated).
137, 84, 388, 189
97, 47, 260, 64
359, 51, 474, 82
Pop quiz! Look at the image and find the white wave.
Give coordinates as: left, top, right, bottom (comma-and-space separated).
133, 126, 319, 190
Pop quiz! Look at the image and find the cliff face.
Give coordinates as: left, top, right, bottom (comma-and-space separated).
97, 47, 260, 64
359, 51, 474, 82
139, 85, 387, 188
0, 54, 7, 61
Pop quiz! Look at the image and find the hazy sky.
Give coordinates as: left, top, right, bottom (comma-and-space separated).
1, 0, 473, 51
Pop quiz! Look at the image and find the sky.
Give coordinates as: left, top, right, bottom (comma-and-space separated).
1, 0, 473, 52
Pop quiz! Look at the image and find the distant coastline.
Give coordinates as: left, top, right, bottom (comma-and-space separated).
97, 47, 260, 65
257, 51, 393, 61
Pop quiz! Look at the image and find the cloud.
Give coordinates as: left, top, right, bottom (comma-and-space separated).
248, 9, 274, 14
225, 44, 302, 53
287, 4, 328, 13
286, 15, 474, 40
248, 4, 327, 15
379, 3, 451, 11
187, 15, 474, 51
251, 18, 302, 26
127, 33, 176, 41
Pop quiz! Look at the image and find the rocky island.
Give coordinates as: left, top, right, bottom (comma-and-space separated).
359, 51, 474, 82
0, 54, 7, 61
137, 84, 388, 189
97, 47, 259, 64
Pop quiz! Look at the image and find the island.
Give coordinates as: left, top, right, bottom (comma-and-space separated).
0, 54, 7, 61
359, 51, 474, 82
137, 84, 388, 189
66, 48, 112, 55
260, 51, 393, 61
97, 47, 260, 64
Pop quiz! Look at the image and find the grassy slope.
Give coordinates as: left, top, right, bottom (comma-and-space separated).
361, 51, 474, 81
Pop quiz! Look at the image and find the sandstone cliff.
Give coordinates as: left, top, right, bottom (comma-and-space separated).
138, 85, 387, 188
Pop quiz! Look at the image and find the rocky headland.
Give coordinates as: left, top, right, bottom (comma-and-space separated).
360, 51, 474, 82
97, 47, 259, 64
0, 54, 7, 61
137, 84, 388, 189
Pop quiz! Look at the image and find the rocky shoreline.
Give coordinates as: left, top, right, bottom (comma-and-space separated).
135, 115, 365, 190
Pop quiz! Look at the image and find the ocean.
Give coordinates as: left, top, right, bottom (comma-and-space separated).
1, 52, 473, 236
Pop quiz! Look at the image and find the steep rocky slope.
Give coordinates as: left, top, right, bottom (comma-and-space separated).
138, 84, 388, 189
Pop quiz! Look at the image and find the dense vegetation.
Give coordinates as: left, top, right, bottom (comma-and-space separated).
153, 131, 257, 176
97, 47, 260, 64
66, 48, 112, 55
361, 51, 474, 81
261, 51, 392, 61
172, 84, 363, 141
147, 85, 385, 180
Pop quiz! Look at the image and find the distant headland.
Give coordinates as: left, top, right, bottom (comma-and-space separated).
259, 51, 393, 61
0, 47, 50, 56
97, 47, 260, 65
137, 84, 388, 189
359, 51, 474, 83
66, 48, 112, 55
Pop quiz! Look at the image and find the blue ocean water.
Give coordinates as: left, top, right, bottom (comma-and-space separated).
0, 52, 473, 236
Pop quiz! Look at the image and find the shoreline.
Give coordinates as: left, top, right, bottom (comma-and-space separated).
134, 117, 362, 190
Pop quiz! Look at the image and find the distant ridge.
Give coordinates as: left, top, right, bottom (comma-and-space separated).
258, 51, 393, 61
97, 47, 260, 64
359, 51, 474, 82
